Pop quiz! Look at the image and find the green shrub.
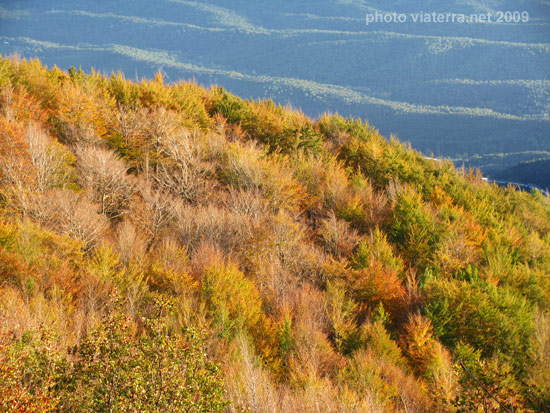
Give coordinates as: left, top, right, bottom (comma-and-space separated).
201, 262, 264, 338
424, 277, 534, 373
388, 189, 442, 270
61, 297, 229, 412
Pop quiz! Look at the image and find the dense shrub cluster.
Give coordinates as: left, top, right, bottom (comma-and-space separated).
0, 55, 549, 411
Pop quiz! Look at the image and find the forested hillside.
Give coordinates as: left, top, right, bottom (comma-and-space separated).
0, 56, 549, 412
494, 159, 550, 191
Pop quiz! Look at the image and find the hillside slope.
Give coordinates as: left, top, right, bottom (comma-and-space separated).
493, 158, 550, 191
0, 56, 549, 411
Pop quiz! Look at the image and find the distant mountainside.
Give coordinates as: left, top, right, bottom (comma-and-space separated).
493, 158, 550, 190
0, 0, 549, 178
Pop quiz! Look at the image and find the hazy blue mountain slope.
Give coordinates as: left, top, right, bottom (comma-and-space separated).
493, 158, 550, 189
0, 0, 549, 175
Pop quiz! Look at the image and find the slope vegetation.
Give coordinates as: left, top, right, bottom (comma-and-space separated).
0, 56, 549, 412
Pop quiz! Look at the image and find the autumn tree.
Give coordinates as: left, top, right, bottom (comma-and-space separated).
53, 74, 115, 145
76, 145, 137, 220
0, 118, 36, 213
154, 129, 214, 204
35, 189, 109, 248
24, 123, 74, 192
131, 183, 174, 247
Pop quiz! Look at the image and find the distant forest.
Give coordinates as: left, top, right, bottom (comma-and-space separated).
495, 159, 550, 190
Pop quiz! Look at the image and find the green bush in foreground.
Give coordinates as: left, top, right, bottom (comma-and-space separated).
0, 297, 229, 413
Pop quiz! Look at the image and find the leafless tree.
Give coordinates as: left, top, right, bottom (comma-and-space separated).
145, 106, 181, 149
25, 123, 73, 192
116, 105, 144, 145
318, 210, 360, 258
0, 119, 36, 214
76, 146, 137, 220
0, 84, 16, 122
131, 183, 174, 247
142, 106, 182, 176
154, 130, 215, 204
60, 123, 102, 147
172, 201, 254, 255
114, 218, 148, 266
35, 189, 109, 249
223, 187, 269, 221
